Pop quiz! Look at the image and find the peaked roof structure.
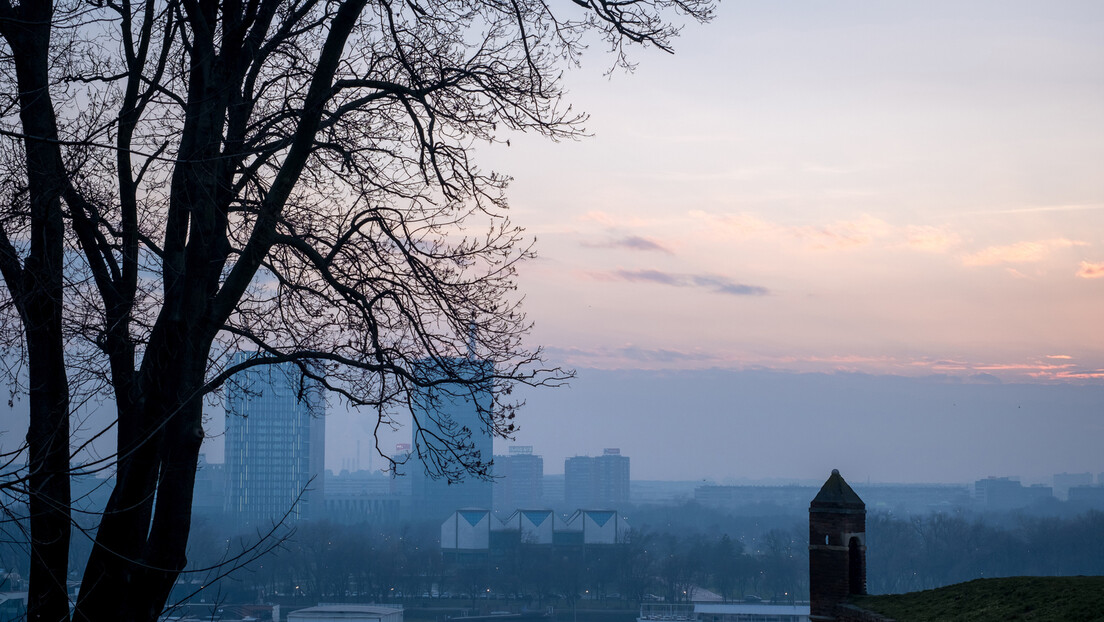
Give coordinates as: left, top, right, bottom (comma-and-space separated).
811, 468, 865, 511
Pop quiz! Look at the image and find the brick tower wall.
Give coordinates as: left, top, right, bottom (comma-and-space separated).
809, 509, 867, 620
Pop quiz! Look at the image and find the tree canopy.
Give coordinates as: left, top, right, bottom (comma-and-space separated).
0, 0, 712, 620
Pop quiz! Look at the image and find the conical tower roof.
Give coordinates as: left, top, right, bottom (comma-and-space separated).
810, 469, 865, 511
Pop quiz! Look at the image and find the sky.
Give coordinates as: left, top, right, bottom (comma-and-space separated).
419, 0, 1104, 483
315, 0, 1104, 484
328, 368, 1104, 485
476, 0, 1104, 380
5, 1, 1103, 487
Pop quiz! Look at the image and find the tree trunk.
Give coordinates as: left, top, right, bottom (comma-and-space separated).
0, 4, 74, 621
74, 322, 207, 621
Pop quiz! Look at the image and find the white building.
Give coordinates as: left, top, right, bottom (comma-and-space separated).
641, 603, 810, 622
559, 509, 627, 544
696, 603, 809, 622
289, 605, 403, 622
441, 509, 492, 550
439, 508, 629, 552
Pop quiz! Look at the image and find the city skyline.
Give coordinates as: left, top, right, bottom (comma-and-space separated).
5, 0, 1101, 496
320, 367, 1104, 485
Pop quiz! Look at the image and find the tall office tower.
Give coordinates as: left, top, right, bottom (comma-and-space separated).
493, 445, 545, 512
408, 357, 493, 521
224, 357, 325, 526
192, 453, 227, 517
390, 443, 414, 497
564, 448, 630, 509
564, 456, 590, 509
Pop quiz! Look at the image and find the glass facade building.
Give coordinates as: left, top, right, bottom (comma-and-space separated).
224, 356, 325, 526
408, 357, 494, 521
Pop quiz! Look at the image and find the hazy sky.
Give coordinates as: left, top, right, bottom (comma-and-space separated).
7, 2, 1103, 487
479, 0, 1104, 381
322, 1, 1104, 485
317, 0, 1104, 483
432, 0, 1104, 483
325, 368, 1104, 484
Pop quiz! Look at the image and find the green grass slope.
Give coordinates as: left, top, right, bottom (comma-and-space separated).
850, 576, 1104, 622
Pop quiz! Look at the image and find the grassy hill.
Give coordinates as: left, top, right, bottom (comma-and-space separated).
849, 576, 1104, 622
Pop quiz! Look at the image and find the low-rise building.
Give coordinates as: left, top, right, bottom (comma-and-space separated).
640, 603, 810, 622
289, 604, 403, 622
973, 477, 1053, 510
440, 508, 629, 555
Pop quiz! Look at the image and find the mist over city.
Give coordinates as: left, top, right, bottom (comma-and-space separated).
321, 368, 1104, 485
1, 1, 1102, 621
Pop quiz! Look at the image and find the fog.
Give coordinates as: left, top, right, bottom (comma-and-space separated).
319, 368, 1104, 485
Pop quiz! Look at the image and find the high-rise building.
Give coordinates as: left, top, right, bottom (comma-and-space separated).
224, 357, 325, 526
390, 443, 414, 497
192, 453, 227, 517
564, 448, 630, 509
1053, 472, 1093, 501
408, 358, 493, 520
493, 445, 544, 512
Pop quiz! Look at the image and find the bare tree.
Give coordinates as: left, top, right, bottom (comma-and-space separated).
0, 0, 712, 620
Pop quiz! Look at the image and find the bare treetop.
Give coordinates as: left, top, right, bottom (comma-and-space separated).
0, 0, 712, 620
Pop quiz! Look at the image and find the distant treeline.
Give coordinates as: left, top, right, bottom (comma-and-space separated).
177, 516, 808, 606
866, 510, 1104, 594
2, 501, 1102, 606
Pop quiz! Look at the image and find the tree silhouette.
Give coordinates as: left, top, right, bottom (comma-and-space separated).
709, 534, 743, 602
0, 0, 712, 619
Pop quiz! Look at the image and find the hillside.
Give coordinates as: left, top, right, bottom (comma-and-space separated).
850, 576, 1104, 622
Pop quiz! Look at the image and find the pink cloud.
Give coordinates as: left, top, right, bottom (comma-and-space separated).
798, 215, 894, 250
579, 211, 619, 227
581, 235, 673, 253
692, 211, 960, 253
961, 238, 1086, 267
1076, 260, 1104, 279
578, 210, 660, 228
690, 211, 778, 238
973, 363, 1076, 371
1055, 370, 1104, 380
902, 225, 961, 253
538, 344, 1104, 382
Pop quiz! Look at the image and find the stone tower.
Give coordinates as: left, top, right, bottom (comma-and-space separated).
809, 469, 866, 621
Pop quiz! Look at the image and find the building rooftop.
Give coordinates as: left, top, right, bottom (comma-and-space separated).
289, 604, 403, 620
810, 469, 865, 510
